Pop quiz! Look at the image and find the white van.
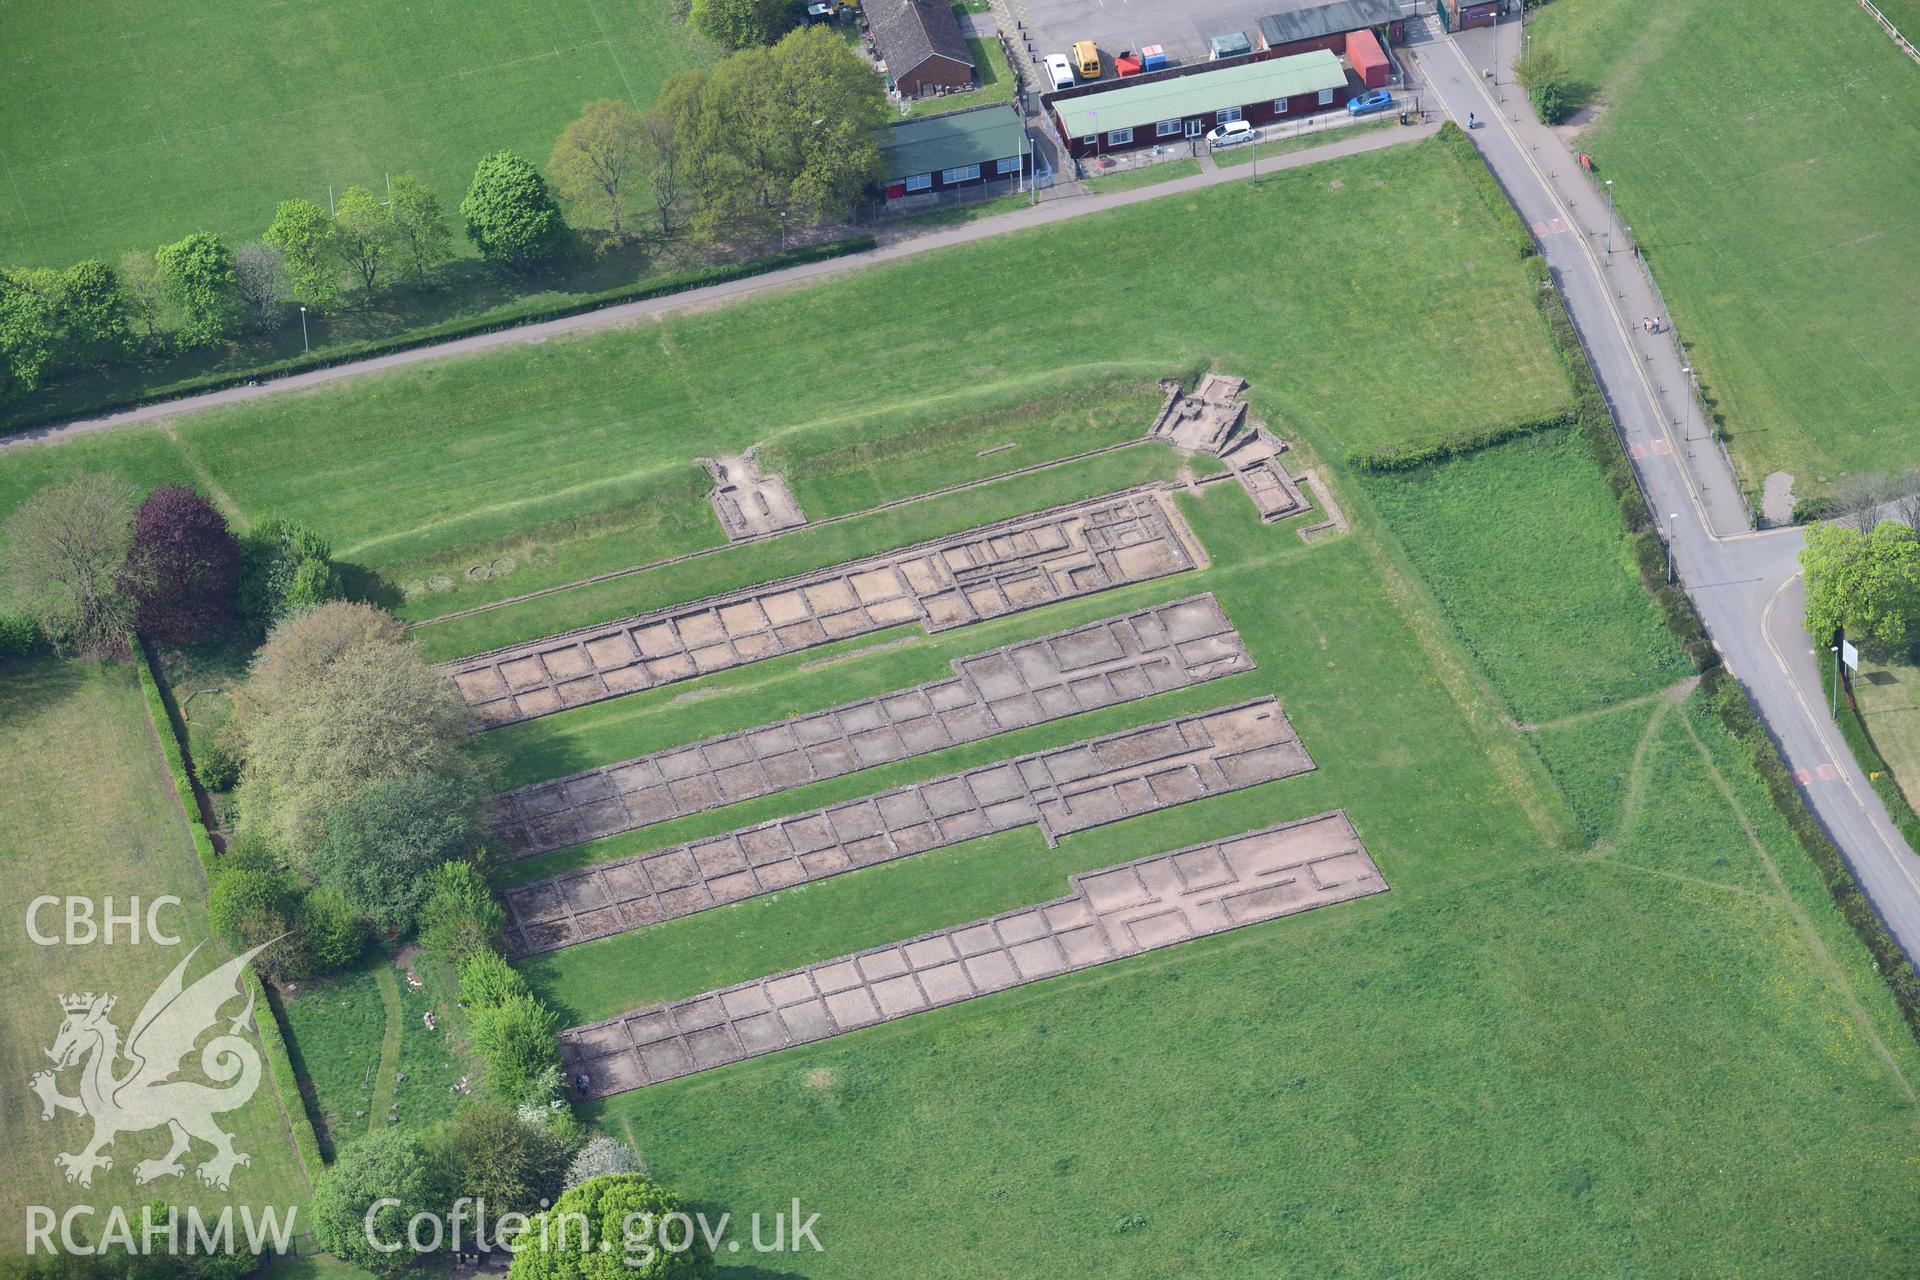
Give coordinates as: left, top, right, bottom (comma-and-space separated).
1044, 54, 1076, 92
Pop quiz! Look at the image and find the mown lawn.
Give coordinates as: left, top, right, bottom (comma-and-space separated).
1856, 655, 1920, 811
0, 660, 314, 1251
0, 0, 712, 269
1527, 0, 1920, 491
549, 441, 1920, 1276
0, 139, 1570, 647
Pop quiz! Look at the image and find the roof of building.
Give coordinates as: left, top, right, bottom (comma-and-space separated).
863, 0, 973, 78
878, 102, 1026, 179
1257, 0, 1401, 50
1052, 50, 1347, 139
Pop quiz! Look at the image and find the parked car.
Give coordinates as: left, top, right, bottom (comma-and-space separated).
1347, 89, 1393, 116
1044, 53, 1076, 91
1206, 120, 1256, 147
804, 2, 836, 22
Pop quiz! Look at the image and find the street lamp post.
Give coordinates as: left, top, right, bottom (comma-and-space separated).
1604, 179, 1615, 256
1681, 365, 1693, 440
779, 211, 787, 251
299, 305, 309, 354
1667, 511, 1677, 583
1832, 645, 1842, 718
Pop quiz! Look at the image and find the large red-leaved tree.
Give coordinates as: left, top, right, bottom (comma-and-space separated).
124, 485, 241, 644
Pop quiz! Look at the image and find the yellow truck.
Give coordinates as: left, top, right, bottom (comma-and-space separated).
1072, 40, 1101, 79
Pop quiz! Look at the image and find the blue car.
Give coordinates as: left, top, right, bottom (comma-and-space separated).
1346, 89, 1393, 116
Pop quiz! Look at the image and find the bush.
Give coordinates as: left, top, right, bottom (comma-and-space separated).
429, 1102, 571, 1215
469, 994, 561, 1105
458, 947, 531, 1012
309, 775, 480, 935
0, 610, 42, 658
419, 860, 506, 966
196, 740, 242, 791
295, 885, 367, 973
1793, 495, 1839, 525
1347, 413, 1570, 472
237, 517, 340, 633
207, 868, 305, 980
566, 1136, 642, 1188
690, 0, 795, 47
1516, 45, 1577, 125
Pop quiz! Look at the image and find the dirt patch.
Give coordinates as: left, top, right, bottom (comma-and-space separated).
803, 1069, 837, 1089
1763, 472, 1796, 526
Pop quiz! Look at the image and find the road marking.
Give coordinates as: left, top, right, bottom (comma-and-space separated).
1629, 442, 1648, 459
1818, 762, 1842, 781
1651, 439, 1672, 455
1795, 768, 1814, 784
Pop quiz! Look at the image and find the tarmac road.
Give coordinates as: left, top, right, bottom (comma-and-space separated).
1416, 21, 1920, 961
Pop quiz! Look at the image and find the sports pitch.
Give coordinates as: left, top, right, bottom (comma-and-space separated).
0, 0, 712, 268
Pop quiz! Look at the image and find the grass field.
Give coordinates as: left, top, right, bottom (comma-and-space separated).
0, 138, 1571, 652
1527, 0, 1920, 491
1081, 159, 1203, 194
1856, 655, 1920, 810
0, 660, 313, 1253
277, 951, 478, 1159
520, 438, 1920, 1275
0, 0, 712, 269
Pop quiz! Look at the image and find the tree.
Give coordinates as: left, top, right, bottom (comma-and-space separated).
154, 233, 239, 347
690, 0, 794, 48
119, 250, 169, 352
638, 107, 686, 237
123, 485, 241, 645
460, 151, 568, 272
1833, 471, 1891, 534
773, 27, 889, 221
419, 860, 506, 965
429, 1102, 570, 1215
1895, 467, 1920, 535
233, 241, 288, 332
239, 599, 404, 727
309, 775, 480, 934
236, 636, 476, 859
1802, 519, 1920, 651
310, 1128, 446, 1274
506, 1174, 714, 1280
0, 271, 58, 399
236, 516, 341, 632
565, 1136, 642, 1189
388, 175, 453, 288
0, 473, 139, 657
334, 185, 398, 298
264, 198, 341, 310
59, 259, 131, 362
1515, 45, 1574, 124
550, 100, 648, 245
469, 994, 560, 1104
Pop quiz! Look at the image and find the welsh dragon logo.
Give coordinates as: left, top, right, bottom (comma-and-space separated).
30, 941, 272, 1191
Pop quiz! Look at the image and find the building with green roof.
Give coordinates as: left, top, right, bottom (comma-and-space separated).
878, 102, 1031, 200
1046, 49, 1352, 160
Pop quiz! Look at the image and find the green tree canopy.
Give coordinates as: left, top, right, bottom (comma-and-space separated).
388, 175, 453, 287
468, 993, 561, 1104
0, 270, 59, 398
506, 1173, 714, 1280
1802, 519, 1920, 651
310, 774, 480, 934
427, 1102, 571, 1216
0, 473, 139, 656
59, 259, 131, 362
154, 233, 239, 347
236, 634, 475, 859
264, 198, 341, 310
310, 1128, 446, 1274
335, 185, 399, 298
690, 0, 794, 48
460, 151, 568, 272
549, 99, 647, 243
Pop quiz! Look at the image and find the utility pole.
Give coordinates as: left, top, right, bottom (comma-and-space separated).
1832, 645, 1841, 718
1682, 365, 1693, 440
299, 305, 309, 354
1667, 511, 1677, 583
1604, 179, 1614, 256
